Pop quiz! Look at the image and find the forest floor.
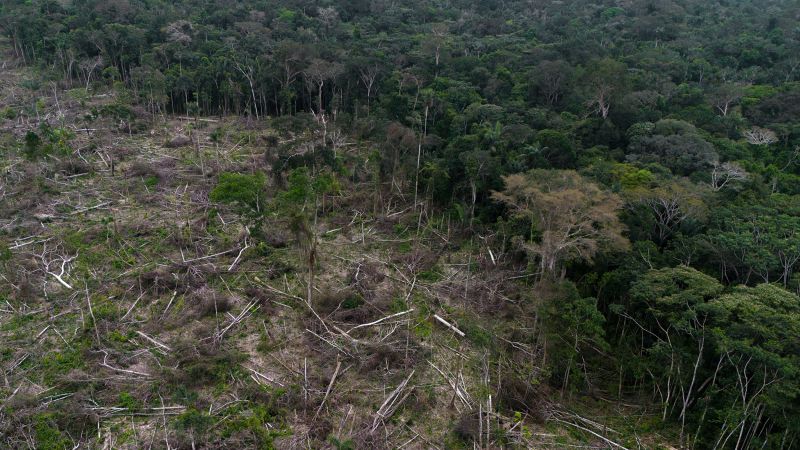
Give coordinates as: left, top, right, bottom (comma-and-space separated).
0, 51, 677, 449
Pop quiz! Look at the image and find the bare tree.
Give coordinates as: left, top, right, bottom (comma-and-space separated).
709, 83, 744, 117
163, 20, 193, 45
317, 7, 339, 38
233, 58, 259, 120
33, 242, 78, 291
304, 58, 344, 114
710, 162, 748, 191
744, 126, 778, 145
384, 122, 417, 192
271, 40, 309, 115
713, 354, 780, 450
584, 58, 627, 120
78, 56, 103, 93
430, 23, 450, 70
328, 127, 347, 158
626, 179, 707, 245
358, 64, 380, 115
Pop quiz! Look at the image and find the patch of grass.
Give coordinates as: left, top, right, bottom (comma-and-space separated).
107, 330, 129, 343
175, 408, 214, 432
257, 333, 282, 354
65, 88, 89, 103
171, 385, 199, 405
111, 254, 135, 270
90, 296, 120, 321
417, 267, 442, 282
35, 176, 60, 195
1, 106, 16, 120
460, 317, 492, 347
341, 293, 364, 309
118, 391, 141, 410
63, 229, 91, 250
41, 345, 86, 384
393, 223, 409, 237
144, 175, 159, 189
1, 311, 36, 332
221, 403, 291, 449
34, 413, 71, 450
171, 295, 186, 313
173, 347, 247, 388
389, 297, 407, 313
0, 347, 13, 363
210, 171, 266, 218
413, 311, 433, 338
328, 436, 356, 450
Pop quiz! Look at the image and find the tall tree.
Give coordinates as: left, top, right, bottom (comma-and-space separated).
531, 59, 572, 106
277, 168, 338, 307
625, 266, 724, 447
492, 169, 629, 278
583, 58, 628, 120
304, 58, 344, 114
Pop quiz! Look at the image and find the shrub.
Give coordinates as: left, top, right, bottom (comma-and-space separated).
34, 414, 71, 450
1, 106, 16, 119
210, 172, 267, 218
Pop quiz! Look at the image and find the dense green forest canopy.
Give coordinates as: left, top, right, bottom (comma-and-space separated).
2, 0, 800, 449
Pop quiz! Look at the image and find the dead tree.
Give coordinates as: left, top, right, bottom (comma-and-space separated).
744, 127, 778, 146
358, 65, 379, 115
33, 242, 78, 291
710, 162, 748, 191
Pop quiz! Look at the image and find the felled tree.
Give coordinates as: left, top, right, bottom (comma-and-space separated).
492, 169, 629, 278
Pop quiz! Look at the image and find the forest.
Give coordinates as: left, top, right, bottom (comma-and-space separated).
1, 0, 799, 448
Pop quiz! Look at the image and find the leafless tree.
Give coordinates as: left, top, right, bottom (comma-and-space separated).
163, 20, 193, 45
271, 41, 310, 115
709, 83, 744, 117
710, 162, 748, 191
534, 60, 571, 106
233, 58, 259, 120
712, 354, 781, 450
430, 23, 450, 69
584, 59, 627, 120
304, 58, 344, 114
626, 179, 707, 245
744, 126, 778, 146
317, 7, 339, 38
358, 65, 380, 115
328, 127, 347, 158
33, 242, 78, 291
78, 56, 103, 92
